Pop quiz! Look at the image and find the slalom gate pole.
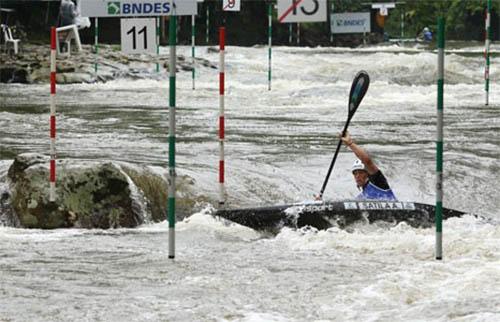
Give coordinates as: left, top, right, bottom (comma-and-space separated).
168, 15, 177, 259
485, 0, 491, 105
289, 23, 292, 45
192, 14, 196, 90
268, 3, 272, 91
219, 27, 226, 206
330, 2, 334, 43
94, 18, 98, 75
297, 23, 300, 45
49, 27, 57, 202
435, 17, 445, 261
206, 4, 209, 44
400, 9, 404, 38
156, 17, 160, 73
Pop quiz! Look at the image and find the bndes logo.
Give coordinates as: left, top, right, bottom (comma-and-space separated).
337, 19, 366, 27
107, 1, 173, 15
107, 2, 121, 14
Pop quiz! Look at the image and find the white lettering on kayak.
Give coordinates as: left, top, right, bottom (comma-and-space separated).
343, 201, 416, 211
306, 204, 334, 213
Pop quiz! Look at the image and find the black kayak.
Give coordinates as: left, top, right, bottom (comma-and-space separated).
214, 200, 466, 233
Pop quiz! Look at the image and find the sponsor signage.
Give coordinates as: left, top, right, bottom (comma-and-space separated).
81, 0, 197, 17
222, 0, 240, 12
300, 204, 335, 213
120, 18, 156, 54
331, 12, 371, 34
277, 0, 327, 23
343, 201, 416, 211
288, 201, 416, 214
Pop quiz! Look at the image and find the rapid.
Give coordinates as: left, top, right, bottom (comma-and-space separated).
1, 43, 499, 321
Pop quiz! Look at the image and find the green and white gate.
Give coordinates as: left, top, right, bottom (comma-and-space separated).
81, 0, 198, 259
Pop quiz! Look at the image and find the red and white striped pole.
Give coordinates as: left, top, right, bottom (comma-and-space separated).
50, 27, 57, 202
219, 27, 226, 206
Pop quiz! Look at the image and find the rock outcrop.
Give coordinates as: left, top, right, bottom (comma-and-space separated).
4, 153, 206, 229
0, 44, 217, 84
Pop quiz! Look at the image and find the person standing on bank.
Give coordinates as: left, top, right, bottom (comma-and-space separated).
341, 131, 397, 201
59, 0, 77, 27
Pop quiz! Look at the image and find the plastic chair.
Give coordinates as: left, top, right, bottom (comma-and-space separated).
1, 24, 20, 54
56, 24, 82, 56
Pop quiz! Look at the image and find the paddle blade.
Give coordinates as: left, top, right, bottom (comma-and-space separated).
348, 71, 370, 117
317, 71, 370, 199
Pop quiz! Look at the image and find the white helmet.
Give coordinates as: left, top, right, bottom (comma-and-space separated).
351, 159, 367, 173
423, 27, 429, 32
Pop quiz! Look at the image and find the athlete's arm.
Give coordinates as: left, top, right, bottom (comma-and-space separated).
340, 131, 379, 175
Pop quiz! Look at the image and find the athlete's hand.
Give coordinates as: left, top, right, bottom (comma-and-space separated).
340, 131, 353, 147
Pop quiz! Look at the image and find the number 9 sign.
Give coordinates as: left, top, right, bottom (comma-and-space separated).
223, 0, 241, 12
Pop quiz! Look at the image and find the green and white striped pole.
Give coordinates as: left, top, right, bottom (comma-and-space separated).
268, 3, 272, 91
206, 4, 209, 45
297, 23, 300, 45
485, 0, 491, 105
436, 17, 445, 261
192, 14, 196, 90
156, 17, 160, 73
330, 2, 334, 43
94, 18, 98, 75
400, 9, 404, 38
168, 15, 177, 259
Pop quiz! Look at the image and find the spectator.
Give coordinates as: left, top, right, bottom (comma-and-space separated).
59, 0, 77, 27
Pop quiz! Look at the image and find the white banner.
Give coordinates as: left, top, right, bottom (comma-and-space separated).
81, 0, 197, 17
331, 12, 371, 34
222, 0, 240, 12
120, 18, 157, 54
277, 0, 327, 23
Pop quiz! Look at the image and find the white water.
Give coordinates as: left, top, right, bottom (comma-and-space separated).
1, 44, 499, 321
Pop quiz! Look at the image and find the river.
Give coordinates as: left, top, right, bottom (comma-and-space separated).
1, 43, 499, 321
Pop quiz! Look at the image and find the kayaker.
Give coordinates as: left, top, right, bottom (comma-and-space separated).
341, 131, 397, 201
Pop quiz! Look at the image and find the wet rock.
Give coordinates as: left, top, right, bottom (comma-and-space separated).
0, 44, 214, 84
7, 154, 145, 228
7, 153, 46, 183
57, 72, 94, 84
207, 47, 219, 54
122, 165, 206, 223
0, 67, 29, 83
0, 188, 18, 227
5, 153, 206, 229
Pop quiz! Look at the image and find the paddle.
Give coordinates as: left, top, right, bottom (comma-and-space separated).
316, 71, 370, 200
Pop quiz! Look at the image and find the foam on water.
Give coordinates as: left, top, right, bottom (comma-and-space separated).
1, 43, 500, 321
177, 207, 262, 241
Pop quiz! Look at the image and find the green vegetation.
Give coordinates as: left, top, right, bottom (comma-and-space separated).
381, 0, 492, 40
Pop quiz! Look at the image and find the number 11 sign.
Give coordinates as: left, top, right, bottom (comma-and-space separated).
121, 18, 156, 54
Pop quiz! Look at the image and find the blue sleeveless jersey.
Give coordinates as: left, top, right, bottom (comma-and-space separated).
356, 182, 397, 201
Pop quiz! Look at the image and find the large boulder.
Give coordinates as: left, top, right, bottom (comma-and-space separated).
6, 153, 205, 229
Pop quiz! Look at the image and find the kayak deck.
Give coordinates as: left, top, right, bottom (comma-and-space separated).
214, 200, 466, 233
